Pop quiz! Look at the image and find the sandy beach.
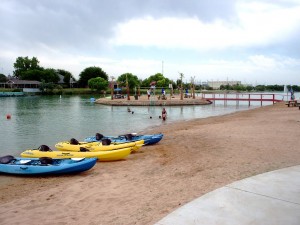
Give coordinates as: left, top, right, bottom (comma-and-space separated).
95, 94, 211, 106
1, 102, 300, 225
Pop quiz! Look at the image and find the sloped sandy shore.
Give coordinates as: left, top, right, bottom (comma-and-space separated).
1, 102, 300, 225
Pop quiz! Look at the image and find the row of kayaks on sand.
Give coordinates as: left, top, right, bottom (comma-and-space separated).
0, 133, 163, 176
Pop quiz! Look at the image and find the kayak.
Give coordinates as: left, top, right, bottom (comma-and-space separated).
84, 133, 163, 145
0, 155, 97, 175
55, 139, 144, 152
20, 147, 132, 162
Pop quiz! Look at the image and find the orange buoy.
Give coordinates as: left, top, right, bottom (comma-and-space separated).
6, 114, 11, 119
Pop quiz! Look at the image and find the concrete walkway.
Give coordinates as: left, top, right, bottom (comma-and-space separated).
155, 165, 300, 225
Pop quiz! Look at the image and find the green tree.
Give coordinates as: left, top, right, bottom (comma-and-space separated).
13, 56, 42, 78
117, 73, 139, 89
195, 84, 201, 90
21, 69, 44, 81
220, 84, 233, 90
291, 85, 300, 92
43, 68, 60, 83
246, 85, 254, 92
21, 68, 59, 83
233, 83, 246, 91
141, 73, 170, 88
255, 85, 266, 92
39, 80, 56, 92
56, 69, 75, 86
78, 67, 108, 87
88, 77, 108, 91
141, 78, 150, 87
176, 79, 182, 88
0, 74, 7, 82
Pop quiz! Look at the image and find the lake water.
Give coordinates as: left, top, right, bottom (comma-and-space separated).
0, 93, 294, 156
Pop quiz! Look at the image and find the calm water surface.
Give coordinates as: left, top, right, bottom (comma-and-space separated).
0, 93, 290, 156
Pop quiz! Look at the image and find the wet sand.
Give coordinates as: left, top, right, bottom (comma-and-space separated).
1, 102, 300, 225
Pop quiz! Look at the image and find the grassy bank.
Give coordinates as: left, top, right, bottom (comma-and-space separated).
0, 88, 103, 95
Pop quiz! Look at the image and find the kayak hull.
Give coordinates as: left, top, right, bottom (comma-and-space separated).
21, 148, 132, 162
84, 133, 163, 145
0, 157, 97, 175
55, 140, 144, 152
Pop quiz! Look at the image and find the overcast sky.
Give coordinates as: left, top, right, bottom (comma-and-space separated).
1, 0, 300, 85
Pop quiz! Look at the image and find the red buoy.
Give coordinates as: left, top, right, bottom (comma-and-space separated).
6, 114, 11, 119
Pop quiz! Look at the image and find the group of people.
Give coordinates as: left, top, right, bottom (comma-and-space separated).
146, 87, 167, 120
147, 88, 167, 100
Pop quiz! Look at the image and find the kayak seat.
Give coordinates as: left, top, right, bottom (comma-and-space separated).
0, 155, 15, 164
95, 133, 104, 141
70, 138, 79, 145
80, 147, 90, 152
39, 157, 53, 165
38, 145, 52, 152
125, 134, 133, 140
102, 139, 111, 145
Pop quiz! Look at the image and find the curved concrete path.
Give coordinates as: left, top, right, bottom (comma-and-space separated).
155, 165, 300, 225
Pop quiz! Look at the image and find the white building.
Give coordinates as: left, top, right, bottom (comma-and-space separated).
207, 81, 241, 89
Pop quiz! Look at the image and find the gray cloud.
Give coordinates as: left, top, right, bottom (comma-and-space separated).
0, 0, 299, 84
0, 0, 238, 51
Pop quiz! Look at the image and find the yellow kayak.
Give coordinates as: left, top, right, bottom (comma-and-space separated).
55, 140, 144, 152
20, 147, 132, 162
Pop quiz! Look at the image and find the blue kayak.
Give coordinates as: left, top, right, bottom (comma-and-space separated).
0, 155, 97, 175
84, 133, 163, 145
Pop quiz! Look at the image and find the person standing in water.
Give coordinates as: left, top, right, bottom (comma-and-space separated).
162, 108, 167, 120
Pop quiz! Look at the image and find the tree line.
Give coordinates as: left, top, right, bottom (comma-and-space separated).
0, 56, 178, 93
0, 56, 299, 93
219, 83, 300, 92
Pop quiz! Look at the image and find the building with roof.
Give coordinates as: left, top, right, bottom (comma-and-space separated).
207, 80, 241, 89
1, 79, 41, 89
